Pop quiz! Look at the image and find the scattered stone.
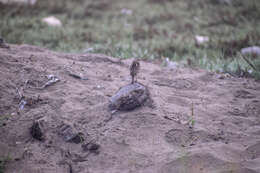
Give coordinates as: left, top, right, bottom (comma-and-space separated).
216, 73, 231, 79
59, 124, 84, 144
30, 121, 45, 141
164, 58, 179, 69
33, 74, 60, 89
82, 142, 100, 154
241, 46, 260, 57
93, 85, 104, 90
108, 82, 149, 111
195, 35, 209, 46
42, 16, 62, 27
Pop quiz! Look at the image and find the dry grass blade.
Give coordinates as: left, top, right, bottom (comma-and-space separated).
241, 54, 259, 73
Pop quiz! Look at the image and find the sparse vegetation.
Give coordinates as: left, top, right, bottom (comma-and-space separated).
0, 114, 8, 127
0, 154, 11, 173
189, 102, 195, 129
1, 0, 260, 78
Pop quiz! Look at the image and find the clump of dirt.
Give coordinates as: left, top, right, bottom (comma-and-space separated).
1, 44, 260, 173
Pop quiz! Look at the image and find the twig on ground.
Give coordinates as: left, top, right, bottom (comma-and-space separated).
31, 75, 60, 89
15, 87, 27, 110
68, 72, 88, 80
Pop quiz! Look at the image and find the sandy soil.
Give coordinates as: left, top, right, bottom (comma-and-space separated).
1, 44, 260, 173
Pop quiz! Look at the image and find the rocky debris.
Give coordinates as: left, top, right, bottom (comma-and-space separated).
93, 85, 105, 90
164, 57, 179, 69
82, 142, 100, 154
216, 73, 231, 79
34, 74, 60, 89
59, 124, 84, 144
108, 82, 149, 111
42, 16, 62, 27
195, 35, 209, 46
241, 46, 260, 57
17, 94, 44, 110
30, 120, 45, 141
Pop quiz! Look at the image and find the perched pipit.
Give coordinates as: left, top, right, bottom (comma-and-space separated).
130, 59, 140, 84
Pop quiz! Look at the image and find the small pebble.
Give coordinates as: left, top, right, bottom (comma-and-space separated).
82, 142, 100, 153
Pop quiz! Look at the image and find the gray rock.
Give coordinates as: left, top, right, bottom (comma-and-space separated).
241, 46, 260, 57
82, 142, 100, 154
165, 58, 179, 69
59, 124, 84, 144
109, 83, 149, 111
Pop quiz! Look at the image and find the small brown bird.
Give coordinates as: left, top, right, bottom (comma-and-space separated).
130, 59, 140, 84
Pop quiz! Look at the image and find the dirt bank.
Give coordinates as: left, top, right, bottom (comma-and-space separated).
1, 44, 260, 173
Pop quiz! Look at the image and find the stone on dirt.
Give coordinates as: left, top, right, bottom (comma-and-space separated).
59, 124, 84, 144
82, 142, 100, 154
30, 120, 45, 141
165, 57, 179, 69
241, 46, 260, 57
108, 82, 149, 111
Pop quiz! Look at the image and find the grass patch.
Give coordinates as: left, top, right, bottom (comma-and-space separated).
1, 0, 260, 78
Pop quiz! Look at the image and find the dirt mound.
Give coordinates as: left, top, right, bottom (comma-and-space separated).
1, 44, 260, 173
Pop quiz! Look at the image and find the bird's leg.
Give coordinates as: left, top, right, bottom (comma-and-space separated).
131, 75, 134, 84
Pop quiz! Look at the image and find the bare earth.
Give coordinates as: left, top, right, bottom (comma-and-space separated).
1, 44, 260, 173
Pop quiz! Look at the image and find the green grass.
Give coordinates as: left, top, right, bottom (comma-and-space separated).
1, 0, 260, 78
